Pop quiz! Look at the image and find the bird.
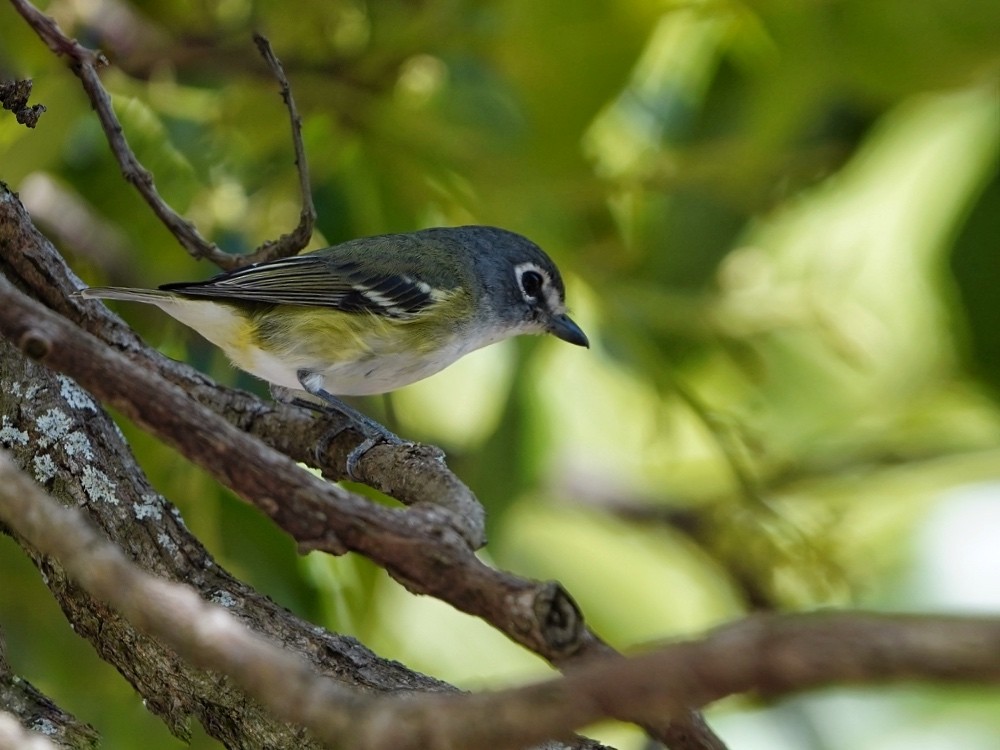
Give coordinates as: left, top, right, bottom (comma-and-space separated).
79, 225, 589, 471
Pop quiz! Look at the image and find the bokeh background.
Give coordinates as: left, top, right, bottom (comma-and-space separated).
2, 1, 999, 748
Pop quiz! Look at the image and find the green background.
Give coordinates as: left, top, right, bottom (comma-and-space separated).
2, 0, 999, 748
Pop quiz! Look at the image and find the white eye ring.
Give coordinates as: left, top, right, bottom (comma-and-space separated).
515, 262, 549, 304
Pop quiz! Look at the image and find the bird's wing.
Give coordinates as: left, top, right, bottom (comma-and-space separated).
160, 255, 441, 318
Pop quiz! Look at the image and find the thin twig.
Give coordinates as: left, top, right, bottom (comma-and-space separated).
10, 0, 314, 270
245, 33, 316, 264
9, 0, 224, 265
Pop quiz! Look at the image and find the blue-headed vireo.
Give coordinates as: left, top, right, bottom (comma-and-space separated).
80, 226, 588, 448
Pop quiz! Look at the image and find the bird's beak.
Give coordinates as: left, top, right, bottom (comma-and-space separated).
548, 313, 589, 348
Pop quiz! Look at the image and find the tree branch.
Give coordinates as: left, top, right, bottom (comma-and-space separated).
245, 32, 317, 265
3, 449, 997, 749
9, 0, 313, 270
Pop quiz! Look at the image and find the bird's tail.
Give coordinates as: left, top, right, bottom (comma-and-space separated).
76, 287, 174, 305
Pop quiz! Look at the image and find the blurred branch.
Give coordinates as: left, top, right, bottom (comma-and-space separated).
584, 496, 782, 612
0, 713, 59, 750
9, 0, 313, 270
15, 174, 130, 271
4, 448, 998, 750
669, 377, 766, 508
668, 378, 847, 602
0, 643, 98, 750
569, 484, 844, 612
570, 439, 1000, 611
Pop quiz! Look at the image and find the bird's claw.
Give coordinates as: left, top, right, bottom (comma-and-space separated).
314, 417, 406, 481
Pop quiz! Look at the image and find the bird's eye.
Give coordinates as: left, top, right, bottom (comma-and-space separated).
519, 270, 545, 300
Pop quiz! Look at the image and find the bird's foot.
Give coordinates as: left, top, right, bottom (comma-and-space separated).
313, 414, 407, 481
288, 371, 410, 480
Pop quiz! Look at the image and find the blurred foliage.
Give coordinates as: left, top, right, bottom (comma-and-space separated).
2, 0, 999, 748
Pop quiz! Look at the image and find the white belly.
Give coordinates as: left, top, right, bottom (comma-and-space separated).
243, 346, 464, 396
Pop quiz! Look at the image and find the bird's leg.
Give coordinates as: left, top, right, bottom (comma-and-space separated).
290, 370, 406, 479
269, 383, 327, 412
293, 370, 403, 440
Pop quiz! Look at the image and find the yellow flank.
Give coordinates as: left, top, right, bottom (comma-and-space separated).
259, 307, 385, 360
147, 287, 484, 395
155, 296, 258, 362
252, 301, 455, 362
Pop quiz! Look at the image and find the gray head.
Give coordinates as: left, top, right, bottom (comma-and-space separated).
423, 226, 589, 348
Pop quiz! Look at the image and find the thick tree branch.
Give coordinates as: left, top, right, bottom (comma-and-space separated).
3, 449, 998, 749
0, 346, 461, 748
